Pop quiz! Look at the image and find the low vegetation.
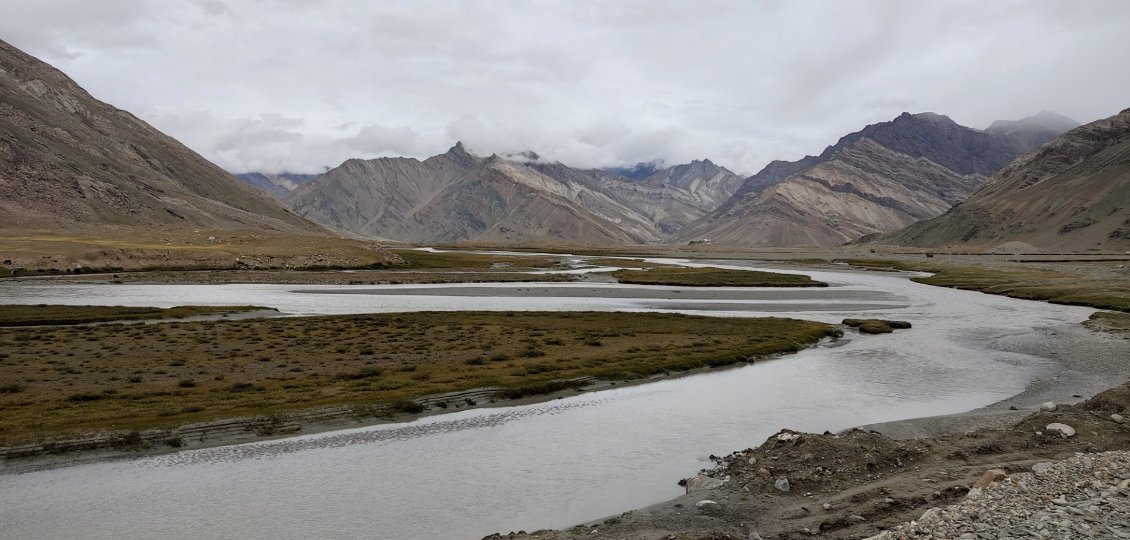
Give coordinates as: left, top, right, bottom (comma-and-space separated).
848, 259, 1130, 312
0, 305, 271, 326
388, 249, 560, 270
1085, 311, 1130, 334
842, 318, 912, 334
0, 311, 838, 445
607, 267, 827, 287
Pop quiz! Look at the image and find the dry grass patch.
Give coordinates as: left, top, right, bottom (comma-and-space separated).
608, 267, 826, 287
0, 305, 270, 326
848, 259, 1130, 312
0, 311, 838, 444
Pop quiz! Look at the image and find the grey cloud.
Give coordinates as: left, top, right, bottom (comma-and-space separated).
2, 0, 1129, 175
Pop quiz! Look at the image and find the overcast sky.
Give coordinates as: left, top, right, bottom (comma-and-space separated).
2, 0, 1128, 175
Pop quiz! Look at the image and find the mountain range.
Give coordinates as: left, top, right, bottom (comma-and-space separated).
878, 108, 1130, 252
4, 36, 1121, 254
674, 112, 1077, 247
276, 111, 1074, 246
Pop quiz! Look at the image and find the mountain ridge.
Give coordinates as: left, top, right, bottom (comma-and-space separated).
0, 38, 323, 235
674, 111, 1076, 247
878, 108, 1130, 252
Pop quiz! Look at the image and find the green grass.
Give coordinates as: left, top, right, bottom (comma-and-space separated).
607, 267, 826, 287
0, 311, 838, 444
0, 305, 273, 326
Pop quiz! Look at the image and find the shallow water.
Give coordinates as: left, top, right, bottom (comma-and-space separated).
0, 260, 1096, 539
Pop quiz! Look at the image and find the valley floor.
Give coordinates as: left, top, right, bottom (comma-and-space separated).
2, 250, 1129, 539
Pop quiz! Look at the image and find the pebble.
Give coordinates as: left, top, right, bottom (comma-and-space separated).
870, 451, 1130, 540
1041, 402, 1058, 412
1113, 414, 1125, 424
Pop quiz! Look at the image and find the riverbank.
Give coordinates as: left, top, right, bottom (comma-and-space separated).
496, 321, 1130, 540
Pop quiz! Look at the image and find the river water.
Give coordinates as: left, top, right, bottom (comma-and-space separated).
0, 260, 1097, 539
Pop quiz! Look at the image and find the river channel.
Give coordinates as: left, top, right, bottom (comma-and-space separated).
0, 259, 1097, 539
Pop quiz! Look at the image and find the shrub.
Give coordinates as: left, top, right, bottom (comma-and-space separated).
388, 400, 426, 414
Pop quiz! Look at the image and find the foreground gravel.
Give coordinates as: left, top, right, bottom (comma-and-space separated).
871, 451, 1130, 540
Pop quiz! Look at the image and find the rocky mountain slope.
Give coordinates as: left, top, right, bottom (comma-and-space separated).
234, 172, 315, 198
881, 108, 1130, 252
0, 39, 322, 235
286, 145, 744, 244
676, 112, 1074, 247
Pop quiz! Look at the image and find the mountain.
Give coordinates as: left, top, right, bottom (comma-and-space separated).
675, 112, 1075, 247
284, 145, 749, 244
285, 144, 667, 243
235, 172, 316, 198
573, 160, 744, 234
986, 111, 1080, 154
602, 160, 666, 180
0, 39, 321, 235
880, 108, 1130, 252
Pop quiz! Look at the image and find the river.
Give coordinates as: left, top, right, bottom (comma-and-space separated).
0, 260, 1096, 539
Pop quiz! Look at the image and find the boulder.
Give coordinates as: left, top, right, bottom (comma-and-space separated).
1045, 423, 1076, 437
1032, 462, 1054, 475
774, 477, 791, 493
1040, 401, 1058, 412
1112, 413, 1125, 424
972, 468, 1007, 488
685, 474, 725, 494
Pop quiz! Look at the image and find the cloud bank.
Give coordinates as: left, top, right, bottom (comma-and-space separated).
2, 0, 1128, 174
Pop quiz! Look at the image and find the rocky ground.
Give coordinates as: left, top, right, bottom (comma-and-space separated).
872, 451, 1130, 539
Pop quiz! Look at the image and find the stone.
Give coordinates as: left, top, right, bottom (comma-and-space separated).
757, 467, 771, 478
822, 502, 832, 511
972, 468, 1008, 488
777, 431, 800, 443
684, 474, 725, 494
1045, 423, 1076, 437
1040, 401, 1058, 412
748, 457, 758, 466
1032, 462, 1054, 475
774, 477, 791, 493
695, 500, 718, 508
1112, 414, 1125, 424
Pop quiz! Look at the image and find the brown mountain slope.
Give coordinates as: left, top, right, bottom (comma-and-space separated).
0, 39, 320, 235
881, 108, 1130, 252
286, 146, 663, 244
531, 159, 744, 236
676, 112, 1071, 247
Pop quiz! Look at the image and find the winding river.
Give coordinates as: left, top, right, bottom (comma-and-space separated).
0, 259, 1097, 539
